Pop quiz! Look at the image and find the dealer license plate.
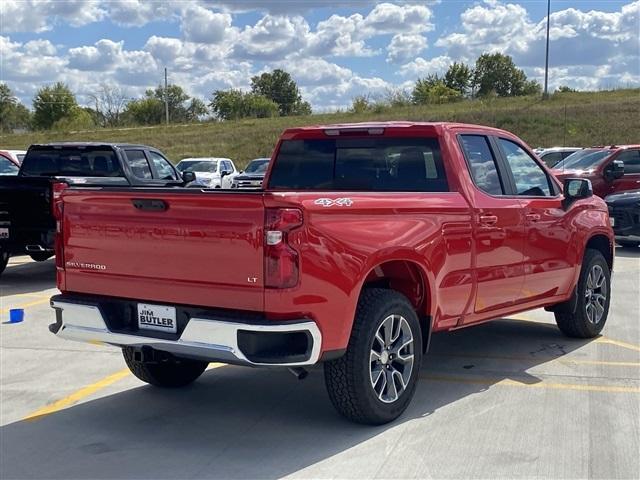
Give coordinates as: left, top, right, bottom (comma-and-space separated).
0, 228, 8, 239
137, 303, 177, 333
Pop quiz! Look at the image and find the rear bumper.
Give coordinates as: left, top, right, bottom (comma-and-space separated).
50, 295, 321, 367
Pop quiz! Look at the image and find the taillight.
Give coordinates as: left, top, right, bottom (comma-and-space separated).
264, 208, 303, 288
52, 181, 68, 270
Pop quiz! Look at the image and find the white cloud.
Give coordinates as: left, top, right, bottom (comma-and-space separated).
181, 5, 233, 44
363, 2, 433, 34
399, 55, 453, 78
0, 0, 106, 33
387, 34, 427, 64
233, 15, 310, 60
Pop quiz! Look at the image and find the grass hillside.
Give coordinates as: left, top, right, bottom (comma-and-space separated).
1, 89, 638, 170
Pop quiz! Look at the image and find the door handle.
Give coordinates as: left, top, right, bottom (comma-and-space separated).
479, 214, 498, 226
131, 199, 168, 212
526, 213, 541, 223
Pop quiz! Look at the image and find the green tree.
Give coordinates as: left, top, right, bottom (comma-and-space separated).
0, 83, 31, 132
186, 98, 208, 121
209, 89, 278, 120
413, 78, 462, 105
444, 62, 473, 96
32, 82, 77, 130
472, 53, 536, 97
250, 69, 311, 116
122, 97, 164, 125
150, 84, 189, 122
350, 95, 371, 113
556, 85, 576, 93
52, 107, 96, 131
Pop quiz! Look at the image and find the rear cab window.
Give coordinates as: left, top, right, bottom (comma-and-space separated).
268, 137, 448, 192
20, 146, 123, 177
458, 135, 504, 195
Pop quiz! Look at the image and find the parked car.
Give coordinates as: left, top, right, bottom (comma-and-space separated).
176, 157, 238, 188
231, 157, 270, 189
552, 145, 640, 198
0, 152, 20, 176
49, 122, 613, 425
605, 189, 640, 248
534, 147, 582, 168
0, 150, 27, 165
0, 142, 189, 275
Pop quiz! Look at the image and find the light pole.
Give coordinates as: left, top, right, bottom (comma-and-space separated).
543, 0, 551, 98
164, 67, 169, 125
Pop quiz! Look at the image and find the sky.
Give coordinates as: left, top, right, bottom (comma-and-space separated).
1, 0, 639, 112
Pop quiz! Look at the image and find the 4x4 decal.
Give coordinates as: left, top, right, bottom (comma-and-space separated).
314, 198, 353, 208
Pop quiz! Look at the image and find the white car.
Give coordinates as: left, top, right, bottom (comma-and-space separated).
0, 150, 27, 165
533, 147, 582, 168
175, 157, 238, 188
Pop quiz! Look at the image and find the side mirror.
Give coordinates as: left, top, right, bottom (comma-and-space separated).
240, 170, 244, 174
181, 171, 196, 184
562, 178, 593, 209
221, 170, 231, 178
604, 160, 624, 181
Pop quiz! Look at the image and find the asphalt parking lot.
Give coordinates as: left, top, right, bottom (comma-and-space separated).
1, 251, 639, 480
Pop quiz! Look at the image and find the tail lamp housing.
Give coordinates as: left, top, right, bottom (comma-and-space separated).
264, 208, 303, 288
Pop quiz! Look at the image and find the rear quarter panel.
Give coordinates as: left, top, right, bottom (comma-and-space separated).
263, 192, 473, 351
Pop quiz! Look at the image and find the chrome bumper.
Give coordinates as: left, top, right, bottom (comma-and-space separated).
50, 299, 321, 367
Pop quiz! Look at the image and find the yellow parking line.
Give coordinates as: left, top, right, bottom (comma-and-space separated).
422, 374, 640, 393
595, 338, 640, 353
23, 362, 226, 421
24, 368, 131, 421
0, 297, 51, 315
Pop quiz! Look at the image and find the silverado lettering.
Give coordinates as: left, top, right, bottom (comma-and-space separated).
49, 122, 614, 425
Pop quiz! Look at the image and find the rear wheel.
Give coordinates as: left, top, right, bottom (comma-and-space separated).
29, 253, 53, 262
554, 249, 611, 338
617, 239, 639, 248
324, 288, 422, 425
122, 347, 208, 388
0, 249, 9, 275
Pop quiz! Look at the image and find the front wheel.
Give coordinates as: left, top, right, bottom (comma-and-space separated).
554, 249, 611, 338
122, 347, 208, 388
324, 288, 423, 425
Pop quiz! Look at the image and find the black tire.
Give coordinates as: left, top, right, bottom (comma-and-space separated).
617, 239, 639, 248
0, 249, 9, 275
554, 249, 611, 338
30, 253, 53, 262
324, 288, 423, 425
122, 347, 208, 388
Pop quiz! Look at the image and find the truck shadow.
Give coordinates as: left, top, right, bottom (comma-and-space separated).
1, 319, 596, 479
0, 256, 56, 296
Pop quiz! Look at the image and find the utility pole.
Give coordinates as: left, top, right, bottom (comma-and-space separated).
164, 67, 169, 125
543, 0, 551, 99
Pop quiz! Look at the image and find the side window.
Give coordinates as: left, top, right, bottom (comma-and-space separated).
222, 161, 232, 173
542, 151, 562, 167
125, 150, 152, 179
459, 135, 504, 195
148, 151, 177, 180
0, 157, 19, 175
617, 150, 640, 174
498, 139, 552, 197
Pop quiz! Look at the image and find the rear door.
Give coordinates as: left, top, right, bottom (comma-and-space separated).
458, 134, 526, 318
62, 189, 265, 310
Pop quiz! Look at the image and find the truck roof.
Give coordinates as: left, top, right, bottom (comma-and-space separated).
281, 121, 516, 137
29, 142, 156, 150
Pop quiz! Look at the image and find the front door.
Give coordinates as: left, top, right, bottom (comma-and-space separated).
496, 137, 575, 301
610, 149, 640, 194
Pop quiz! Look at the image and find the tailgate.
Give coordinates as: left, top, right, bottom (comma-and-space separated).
61, 189, 265, 311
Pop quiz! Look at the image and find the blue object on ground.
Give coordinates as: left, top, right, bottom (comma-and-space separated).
9, 309, 24, 323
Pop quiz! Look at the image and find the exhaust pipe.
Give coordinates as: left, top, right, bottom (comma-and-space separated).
288, 367, 308, 380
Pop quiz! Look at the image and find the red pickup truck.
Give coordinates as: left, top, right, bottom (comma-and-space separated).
50, 122, 614, 424
552, 145, 640, 198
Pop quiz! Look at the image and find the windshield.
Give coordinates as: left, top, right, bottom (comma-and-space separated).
554, 149, 611, 170
244, 159, 269, 174
20, 147, 123, 177
177, 160, 217, 173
